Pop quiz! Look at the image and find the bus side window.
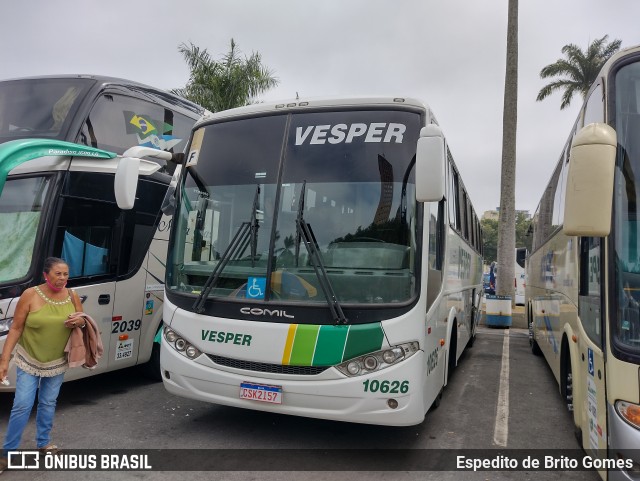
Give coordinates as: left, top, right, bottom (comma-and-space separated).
118, 178, 168, 275
53, 173, 168, 279
53, 172, 121, 279
579, 237, 603, 347
426, 200, 445, 308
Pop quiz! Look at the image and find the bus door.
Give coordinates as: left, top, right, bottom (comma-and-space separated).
52, 170, 128, 377
110, 266, 146, 369
577, 237, 608, 459
71, 282, 116, 377
108, 176, 169, 368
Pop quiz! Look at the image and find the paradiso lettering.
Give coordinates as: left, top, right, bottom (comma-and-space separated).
295, 123, 406, 145
48, 149, 102, 157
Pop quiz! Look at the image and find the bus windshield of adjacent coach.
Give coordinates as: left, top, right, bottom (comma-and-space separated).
168, 109, 421, 306
0, 78, 92, 141
614, 59, 640, 358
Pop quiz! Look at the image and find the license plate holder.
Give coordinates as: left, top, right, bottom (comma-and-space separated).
240, 382, 283, 404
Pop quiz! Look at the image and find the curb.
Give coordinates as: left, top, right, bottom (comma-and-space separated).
480, 302, 527, 329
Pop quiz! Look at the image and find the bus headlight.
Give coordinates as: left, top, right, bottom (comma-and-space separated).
616, 400, 640, 429
163, 327, 202, 360
165, 329, 178, 343
336, 342, 420, 377
0, 317, 13, 336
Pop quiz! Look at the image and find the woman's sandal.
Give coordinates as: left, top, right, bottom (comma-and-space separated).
39, 444, 60, 454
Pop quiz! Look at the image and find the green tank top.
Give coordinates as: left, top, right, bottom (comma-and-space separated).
15, 286, 75, 376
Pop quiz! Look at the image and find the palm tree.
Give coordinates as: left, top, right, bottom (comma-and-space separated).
172, 39, 279, 113
536, 35, 621, 109
496, 0, 518, 302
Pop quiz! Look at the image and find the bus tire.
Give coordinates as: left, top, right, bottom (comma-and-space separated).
531, 338, 542, 356
560, 338, 574, 414
468, 304, 478, 348
430, 388, 443, 411
574, 426, 583, 448
448, 324, 458, 380
141, 324, 163, 382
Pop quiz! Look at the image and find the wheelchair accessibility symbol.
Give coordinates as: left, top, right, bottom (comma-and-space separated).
246, 277, 266, 299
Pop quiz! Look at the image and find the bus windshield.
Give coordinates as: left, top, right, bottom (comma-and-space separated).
614, 59, 640, 357
168, 109, 421, 306
0, 176, 52, 283
0, 78, 93, 141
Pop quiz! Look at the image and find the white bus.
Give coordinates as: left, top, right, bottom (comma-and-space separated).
527, 46, 640, 479
160, 97, 484, 426
0, 75, 203, 390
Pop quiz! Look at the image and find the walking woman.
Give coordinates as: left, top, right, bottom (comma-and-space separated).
0, 257, 84, 470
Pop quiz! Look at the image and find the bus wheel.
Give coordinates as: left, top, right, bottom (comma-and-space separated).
141, 324, 163, 382
529, 308, 542, 356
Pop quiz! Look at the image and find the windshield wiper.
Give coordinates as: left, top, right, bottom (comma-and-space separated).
193, 185, 261, 313
295, 181, 348, 325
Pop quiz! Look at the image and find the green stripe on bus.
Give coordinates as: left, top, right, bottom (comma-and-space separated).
342, 323, 384, 361
312, 325, 349, 366
289, 324, 320, 365
0, 139, 116, 195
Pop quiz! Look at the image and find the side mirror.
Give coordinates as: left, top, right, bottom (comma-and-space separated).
563, 123, 616, 236
415, 124, 445, 202
114, 156, 140, 210
114, 146, 171, 210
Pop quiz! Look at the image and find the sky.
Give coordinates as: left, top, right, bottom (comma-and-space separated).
2, 0, 639, 216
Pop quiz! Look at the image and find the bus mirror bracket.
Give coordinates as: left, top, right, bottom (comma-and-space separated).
563, 122, 616, 237
416, 124, 445, 202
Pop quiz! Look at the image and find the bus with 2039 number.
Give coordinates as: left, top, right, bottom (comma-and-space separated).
0, 75, 204, 390
160, 97, 483, 426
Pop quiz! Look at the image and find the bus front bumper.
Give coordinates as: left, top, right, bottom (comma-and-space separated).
160, 341, 427, 426
608, 403, 640, 480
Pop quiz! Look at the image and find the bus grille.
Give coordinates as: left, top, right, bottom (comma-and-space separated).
206, 354, 329, 376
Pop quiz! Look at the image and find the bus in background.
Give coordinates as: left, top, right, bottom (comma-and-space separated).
0, 75, 204, 390
515, 247, 526, 305
526, 46, 640, 479
160, 97, 484, 426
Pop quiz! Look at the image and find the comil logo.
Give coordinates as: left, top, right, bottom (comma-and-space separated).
8, 451, 39, 469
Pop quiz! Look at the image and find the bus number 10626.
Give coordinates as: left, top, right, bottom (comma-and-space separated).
362, 379, 409, 394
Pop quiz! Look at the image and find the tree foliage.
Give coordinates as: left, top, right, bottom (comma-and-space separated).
172, 39, 279, 113
482, 211, 531, 265
536, 35, 621, 109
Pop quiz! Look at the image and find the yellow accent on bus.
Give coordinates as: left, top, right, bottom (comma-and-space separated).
282, 324, 298, 365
